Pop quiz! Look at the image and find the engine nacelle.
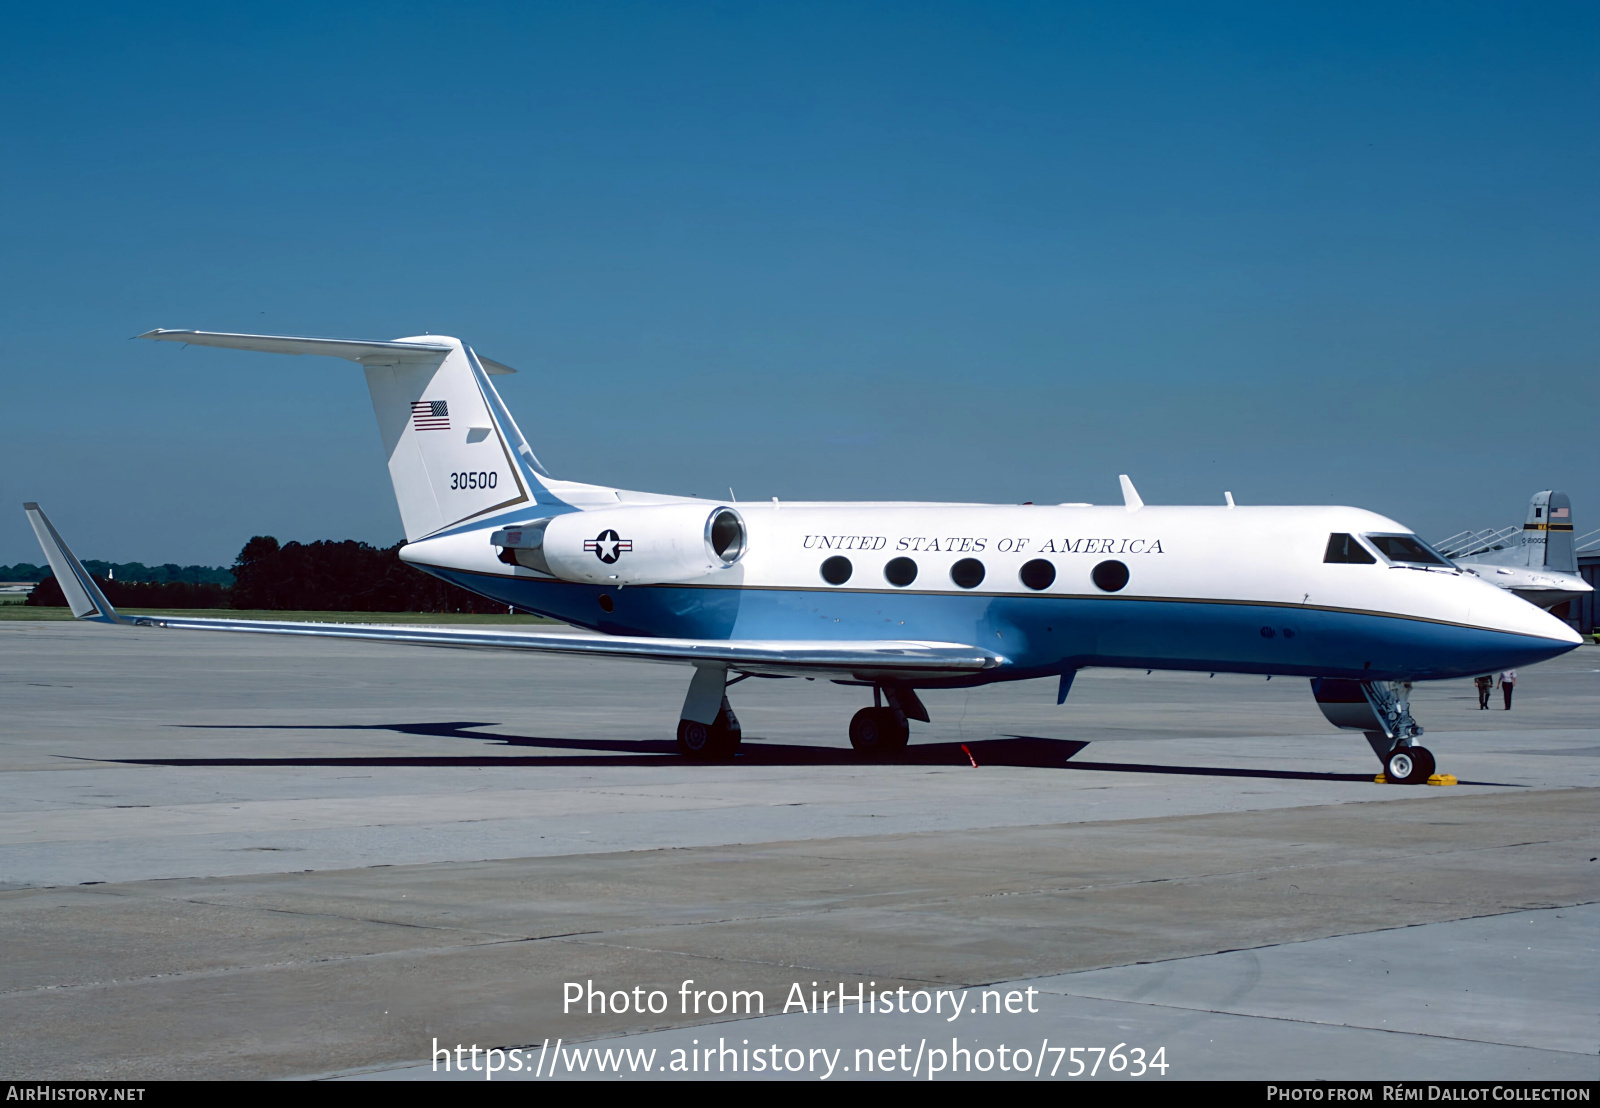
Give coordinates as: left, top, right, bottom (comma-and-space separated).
492, 504, 747, 585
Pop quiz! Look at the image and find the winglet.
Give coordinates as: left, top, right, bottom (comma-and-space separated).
1119, 474, 1144, 511
21, 504, 125, 623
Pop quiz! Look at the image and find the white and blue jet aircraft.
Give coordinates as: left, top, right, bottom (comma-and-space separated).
23, 330, 1583, 784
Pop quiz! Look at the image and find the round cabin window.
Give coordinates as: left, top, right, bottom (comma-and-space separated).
950, 558, 985, 589
1019, 559, 1056, 591
884, 557, 918, 587
1091, 560, 1129, 592
820, 556, 852, 585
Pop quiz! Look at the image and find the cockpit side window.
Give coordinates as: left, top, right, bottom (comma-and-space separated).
1364, 534, 1451, 566
1324, 533, 1376, 564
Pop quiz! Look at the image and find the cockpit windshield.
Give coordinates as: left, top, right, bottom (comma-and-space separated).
1363, 534, 1452, 566
1324, 533, 1376, 564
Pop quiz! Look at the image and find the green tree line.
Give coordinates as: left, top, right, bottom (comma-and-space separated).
2, 560, 232, 584
25, 537, 508, 613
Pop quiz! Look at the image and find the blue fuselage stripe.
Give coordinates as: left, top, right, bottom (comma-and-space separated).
422, 567, 1574, 684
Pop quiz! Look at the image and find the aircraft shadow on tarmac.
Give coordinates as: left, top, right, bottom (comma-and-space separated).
70, 721, 1515, 784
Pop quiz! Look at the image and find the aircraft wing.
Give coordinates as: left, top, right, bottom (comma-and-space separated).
113, 615, 997, 678
22, 503, 999, 681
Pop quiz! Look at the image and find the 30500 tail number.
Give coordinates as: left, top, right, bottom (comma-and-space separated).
449, 471, 498, 490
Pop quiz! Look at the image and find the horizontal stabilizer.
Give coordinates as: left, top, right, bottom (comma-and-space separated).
144, 328, 546, 540
138, 330, 517, 374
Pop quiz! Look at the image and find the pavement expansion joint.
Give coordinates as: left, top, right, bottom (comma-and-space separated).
550, 934, 950, 986
1038, 989, 1599, 1058
218, 902, 613, 945
0, 926, 618, 1001
955, 839, 1552, 901
172, 898, 482, 934
1007, 899, 1600, 981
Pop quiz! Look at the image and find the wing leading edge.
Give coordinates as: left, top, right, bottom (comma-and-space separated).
118, 614, 1000, 679
137, 329, 519, 375
21, 503, 1000, 681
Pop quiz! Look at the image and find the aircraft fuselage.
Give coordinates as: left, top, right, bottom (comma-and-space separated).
402, 501, 1577, 686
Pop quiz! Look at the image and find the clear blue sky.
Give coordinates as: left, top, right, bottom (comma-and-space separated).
3, 1, 1595, 565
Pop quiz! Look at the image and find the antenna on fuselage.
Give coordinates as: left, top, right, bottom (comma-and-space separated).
1119, 475, 1144, 511
1225, 491, 1235, 508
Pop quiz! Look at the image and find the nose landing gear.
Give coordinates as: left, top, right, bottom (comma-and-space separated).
1383, 744, 1436, 785
1361, 680, 1440, 784
1311, 677, 1445, 784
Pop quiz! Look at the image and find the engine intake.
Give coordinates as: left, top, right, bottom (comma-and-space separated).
493, 505, 747, 585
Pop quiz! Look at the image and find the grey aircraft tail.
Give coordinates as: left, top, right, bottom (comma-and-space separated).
1523, 490, 1577, 573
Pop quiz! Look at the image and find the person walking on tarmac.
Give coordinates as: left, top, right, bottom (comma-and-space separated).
1499, 669, 1517, 710
1475, 674, 1493, 710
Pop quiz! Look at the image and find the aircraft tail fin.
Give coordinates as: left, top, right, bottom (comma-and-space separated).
140, 330, 557, 542
1523, 490, 1577, 573
22, 504, 124, 622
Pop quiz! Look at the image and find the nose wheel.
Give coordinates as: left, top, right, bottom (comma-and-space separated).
1384, 745, 1435, 784
1315, 679, 1446, 783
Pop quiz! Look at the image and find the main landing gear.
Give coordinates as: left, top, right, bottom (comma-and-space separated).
676, 698, 742, 759
676, 664, 743, 760
848, 686, 928, 756
674, 667, 929, 760
848, 707, 907, 754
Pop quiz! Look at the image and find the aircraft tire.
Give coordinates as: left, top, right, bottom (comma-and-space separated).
677, 718, 740, 760
849, 707, 909, 755
1410, 745, 1436, 780
1385, 746, 1431, 785
882, 711, 910, 752
714, 724, 742, 759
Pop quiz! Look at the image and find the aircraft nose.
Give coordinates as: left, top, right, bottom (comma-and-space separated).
1521, 600, 1583, 646
1468, 577, 1583, 645
1510, 621, 1581, 657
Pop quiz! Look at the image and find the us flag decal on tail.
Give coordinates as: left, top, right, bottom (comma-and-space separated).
411, 400, 450, 431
